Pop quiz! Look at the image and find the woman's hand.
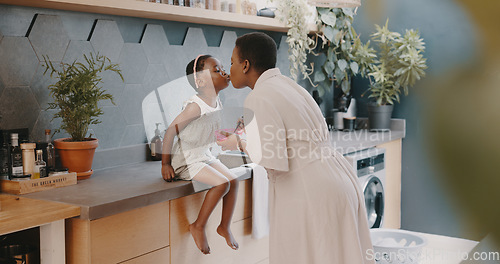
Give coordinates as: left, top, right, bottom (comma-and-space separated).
216, 131, 240, 151
235, 116, 245, 132
162, 164, 175, 182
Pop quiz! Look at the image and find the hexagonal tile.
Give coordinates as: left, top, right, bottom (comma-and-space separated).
0, 36, 39, 86
182, 27, 208, 56
98, 68, 125, 108
31, 109, 70, 142
141, 24, 169, 64
119, 43, 148, 84
59, 13, 96, 41
30, 62, 61, 110
89, 20, 124, 62
0, 75, 4, 98
119, 124, 147, 147
164, 45, 190, 80
88, 106, 126, 149
143, 64, 170, 94
0, 6, 35, 37
217, 30, 237, 67
276, 35, 291, 77
0, 86, 40, 131
117, 84, 146, 125
62, 40, 95, 65
28, 14, 70, 62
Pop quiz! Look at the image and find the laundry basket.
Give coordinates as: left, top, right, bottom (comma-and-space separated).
370, 229, 427, 264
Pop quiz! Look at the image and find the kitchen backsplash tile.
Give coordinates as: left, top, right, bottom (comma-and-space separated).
0, 86, 40, 131
118, 84, 147, 126
28, 14, 70, 62
89, 20, 124, 62
62, 40, 95, 65
141, 24, 170, 65
0, 36, 38, 86
119, 43, 149, 85
0, 5, 290, 168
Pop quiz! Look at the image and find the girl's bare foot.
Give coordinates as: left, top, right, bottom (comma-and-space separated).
189, 224, 211, 254
217, 225, 239, 250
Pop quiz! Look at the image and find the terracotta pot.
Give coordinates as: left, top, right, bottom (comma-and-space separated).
54, 138, 98, 180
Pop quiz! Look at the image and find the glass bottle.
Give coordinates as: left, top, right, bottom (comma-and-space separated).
9, 133, 23, 176
0, 134, 9, 178
44, 129, 56, 171
150, 123, 163, 161
34, 149, 47, 178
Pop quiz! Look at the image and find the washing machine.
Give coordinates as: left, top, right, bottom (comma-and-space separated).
344, 147, 386, 228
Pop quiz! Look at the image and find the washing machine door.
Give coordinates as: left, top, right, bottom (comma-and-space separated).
362, 175, 384, 228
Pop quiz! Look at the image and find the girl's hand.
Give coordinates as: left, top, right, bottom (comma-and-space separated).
216, 132, 239, 151
162, 164, 175, 182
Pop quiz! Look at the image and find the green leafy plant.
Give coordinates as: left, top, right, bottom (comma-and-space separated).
42, 53, 123, 142
355, 19, 427, 106
273, 0, 314, 82
310, 7, 360, 97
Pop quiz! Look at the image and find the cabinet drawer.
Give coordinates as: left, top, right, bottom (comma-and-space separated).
90, 201, 170, 263
120, 247, 170, 264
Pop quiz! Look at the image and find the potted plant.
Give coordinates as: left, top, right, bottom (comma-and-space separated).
309, 7, 362, 125
354, 19, 427, 131
42, 53, 123, 180
272, 0, 314, 82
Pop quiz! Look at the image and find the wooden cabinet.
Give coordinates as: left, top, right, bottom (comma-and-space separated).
66, 201, 170, 264
376, 139, 402, 229
65, 179, 268, 264
170, 179, 268, 264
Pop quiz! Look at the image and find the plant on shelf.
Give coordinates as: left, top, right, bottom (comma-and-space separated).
354, 19, 427, 130
273, 0, 314, 82
42, 53, 123, 179
310, 7, 360, 99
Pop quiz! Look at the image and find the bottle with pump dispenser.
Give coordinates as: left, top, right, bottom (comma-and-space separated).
150, 123, 163, 161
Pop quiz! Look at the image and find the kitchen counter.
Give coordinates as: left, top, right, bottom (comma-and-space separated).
23, 119, 405, 220
331, 118, 406, 155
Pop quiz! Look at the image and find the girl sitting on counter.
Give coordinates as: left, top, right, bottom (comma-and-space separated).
161, 55, 240, 254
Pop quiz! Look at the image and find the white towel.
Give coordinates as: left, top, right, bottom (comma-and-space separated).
244, 163, 269, 239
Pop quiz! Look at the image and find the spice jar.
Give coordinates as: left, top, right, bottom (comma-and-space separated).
20, 143, 36, 178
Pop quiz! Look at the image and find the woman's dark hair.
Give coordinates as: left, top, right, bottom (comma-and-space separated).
186, 54, 213, 89
235, 32, 277, 74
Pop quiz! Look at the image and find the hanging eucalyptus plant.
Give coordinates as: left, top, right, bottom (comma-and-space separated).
272, 0, 314, 82
310, 7, 360, 97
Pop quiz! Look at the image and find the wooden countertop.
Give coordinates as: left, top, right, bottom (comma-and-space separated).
22, 119, 405, 221
0, 194, 80, 235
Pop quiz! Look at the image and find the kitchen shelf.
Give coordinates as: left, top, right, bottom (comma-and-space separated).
0, 0, 290, 32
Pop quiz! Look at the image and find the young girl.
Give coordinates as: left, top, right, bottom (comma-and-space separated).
161, 55, 239, 254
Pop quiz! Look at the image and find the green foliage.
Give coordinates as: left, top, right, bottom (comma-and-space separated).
273, 0, 314, 82
310, 7, 360, 97
356, 19, 427, 106
42, 53, 124, 142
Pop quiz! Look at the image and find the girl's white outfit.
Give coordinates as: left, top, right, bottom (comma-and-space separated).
171, 94, 222, 180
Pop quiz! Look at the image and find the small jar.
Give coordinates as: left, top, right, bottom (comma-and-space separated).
205, 0, 213, 9
213, 0, 220, 10
20, 143, 36, 177
193, 0, 205, 8
221, 0, 229, 11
